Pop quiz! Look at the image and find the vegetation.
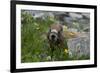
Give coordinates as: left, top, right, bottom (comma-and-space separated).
21, 11, 89, 63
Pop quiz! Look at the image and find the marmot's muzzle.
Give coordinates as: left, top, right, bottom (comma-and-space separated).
49, 32, 58, 42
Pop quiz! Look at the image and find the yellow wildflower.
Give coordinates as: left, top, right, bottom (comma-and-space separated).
69, 32, 75, 36
64, 49, 68, 53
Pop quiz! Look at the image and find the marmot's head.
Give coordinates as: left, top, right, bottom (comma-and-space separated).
47, 24, 63, 43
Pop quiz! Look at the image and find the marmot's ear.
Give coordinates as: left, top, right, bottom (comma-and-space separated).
59, 24, 63, 32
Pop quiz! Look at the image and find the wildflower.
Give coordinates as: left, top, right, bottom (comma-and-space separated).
36, 27, 40, 30
64, 49, 68, 53
46, 56, 51, 60
34, 23, 39, 26
68, 51, 73, 57
63, 25, 68, 32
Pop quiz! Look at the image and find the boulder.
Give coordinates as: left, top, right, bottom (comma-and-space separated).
67, 32, 90, 58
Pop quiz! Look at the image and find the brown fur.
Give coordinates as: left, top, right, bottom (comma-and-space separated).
47, 24, 64, 49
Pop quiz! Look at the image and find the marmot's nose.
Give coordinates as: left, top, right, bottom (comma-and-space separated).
51, 35, 55, 39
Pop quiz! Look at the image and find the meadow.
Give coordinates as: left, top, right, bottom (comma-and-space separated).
21, 11, 90, 63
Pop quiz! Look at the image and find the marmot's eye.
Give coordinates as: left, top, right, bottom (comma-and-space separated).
61, 27, 63, 31
58, 31, 61, 33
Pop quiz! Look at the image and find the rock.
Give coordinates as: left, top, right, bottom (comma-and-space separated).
82, 13, 90, 19
63, 17, 73, 25
78, 18, 89, 25
69, 13, 83, 20
83, 27, 90, 32
33, 13, 45, 19
67, 28, 78, 32
67, 33, 90, 58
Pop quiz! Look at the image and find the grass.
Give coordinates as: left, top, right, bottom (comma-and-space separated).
21, 11, 90, 63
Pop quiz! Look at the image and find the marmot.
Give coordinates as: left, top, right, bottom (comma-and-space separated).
47, 24, 65, 49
